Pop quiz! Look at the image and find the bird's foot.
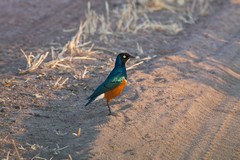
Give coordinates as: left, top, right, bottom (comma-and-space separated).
107, 112, 118, 116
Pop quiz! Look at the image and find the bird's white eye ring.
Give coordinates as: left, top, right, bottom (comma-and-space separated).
123, 55, 126, 58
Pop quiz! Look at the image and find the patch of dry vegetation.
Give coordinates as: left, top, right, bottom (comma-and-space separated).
82, 0, 213, 36
83, 0, 183, 35
20, 23, 96, 75
52, 77, 69, 89
44, 22, 96, 70
177, 0, 212, 24
19, 49, 49, 74
19, 0, 214, 76
0, 136, 24, 160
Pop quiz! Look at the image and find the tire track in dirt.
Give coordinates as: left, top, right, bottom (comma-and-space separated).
204, 99, 240, 159
157, 4, 240, 159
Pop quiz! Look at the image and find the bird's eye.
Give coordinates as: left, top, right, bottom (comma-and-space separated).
123, 55, 126, 59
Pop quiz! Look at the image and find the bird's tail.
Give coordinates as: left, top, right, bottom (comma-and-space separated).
85, 99, 92, 106
85, 93, 104, 106
85, 97, 93, 106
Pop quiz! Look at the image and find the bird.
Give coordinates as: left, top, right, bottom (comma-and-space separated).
85, 53, 135, 115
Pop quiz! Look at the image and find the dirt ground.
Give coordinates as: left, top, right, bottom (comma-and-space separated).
1, 0, 240, 159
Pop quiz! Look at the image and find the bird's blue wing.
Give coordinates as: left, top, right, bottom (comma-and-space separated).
104, 71, 125, 89
85, 68, 126, 106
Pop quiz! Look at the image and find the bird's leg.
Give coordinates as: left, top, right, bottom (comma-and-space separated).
107, 101, 112, 115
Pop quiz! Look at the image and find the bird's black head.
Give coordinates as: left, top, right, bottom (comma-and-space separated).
115, 53, 135, 66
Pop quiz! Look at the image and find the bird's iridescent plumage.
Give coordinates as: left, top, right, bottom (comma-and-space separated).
85, 53, 134, 114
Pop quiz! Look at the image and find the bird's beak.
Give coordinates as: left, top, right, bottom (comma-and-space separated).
129, 54, 135, 58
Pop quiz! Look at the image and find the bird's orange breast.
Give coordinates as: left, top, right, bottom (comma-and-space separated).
104, 79, 127, 102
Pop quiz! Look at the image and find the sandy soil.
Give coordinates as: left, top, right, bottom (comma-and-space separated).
1, 0, 240, 159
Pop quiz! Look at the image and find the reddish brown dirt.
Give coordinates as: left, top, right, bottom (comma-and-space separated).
1, 0, 240, 160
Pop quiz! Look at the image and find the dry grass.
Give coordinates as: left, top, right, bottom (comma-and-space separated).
12, 140, 22, 160
72, 128, 81, 137
142, 0, 179, 12
84, 2, 99, 35
50, 144, 69, 156
84, 2, 113, 35
133, 14, 183, 34
23, 0, 213, 72
116, 0, 139, 32
136, 43, 144, 55
56, 22, 95, 59
115, 0, 181, 34
20, 3, 103, 73
127, 55, 154, 70
44, 55, 96, 70
52, 77, 69, 89
116, 0, 183, 34
44, 22, 96, 70
81, 0, 212, 36
82, 0, 213, 35
176, 0, 212, 24
19, 49, 49, 74
20, 0, 214, 74
0, 137, 25, 160
20, 21, 96, 73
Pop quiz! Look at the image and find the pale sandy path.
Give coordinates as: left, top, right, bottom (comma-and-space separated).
1, 1, 239, 160
88, 2, 240, 159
